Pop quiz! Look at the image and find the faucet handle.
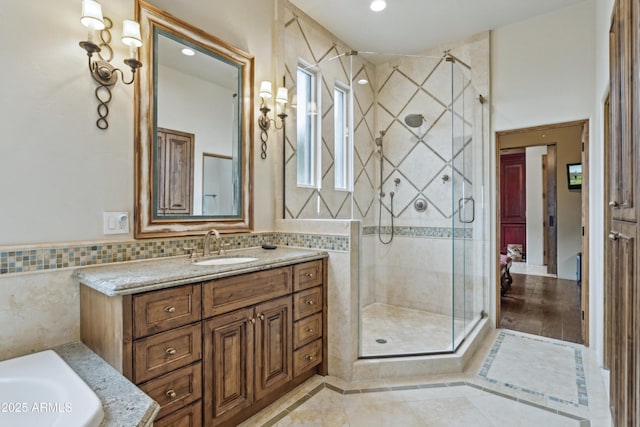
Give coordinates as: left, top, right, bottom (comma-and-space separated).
184, 247, 198, 260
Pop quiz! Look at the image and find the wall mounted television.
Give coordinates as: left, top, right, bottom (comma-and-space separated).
566, 163, 582, 190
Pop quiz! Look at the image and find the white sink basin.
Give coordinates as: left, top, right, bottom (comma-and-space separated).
0, 350, 104, 427
193, 256, 258, 266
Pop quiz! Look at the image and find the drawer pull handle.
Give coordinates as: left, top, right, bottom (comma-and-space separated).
165, 390, 177, 399
305, 328, 314, 333
305, 355, 315, 361
609, 200, 619, 207
258, 314, 265, 321
165, 347, 177, 356
305, 300, 315, 305
164, 306, 176, 313
305, 273, 314, 277
248, 317, 256, 324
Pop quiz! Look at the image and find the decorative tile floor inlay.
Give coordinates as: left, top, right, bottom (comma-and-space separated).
479, 331, 588, 408
251, 380, 589, 427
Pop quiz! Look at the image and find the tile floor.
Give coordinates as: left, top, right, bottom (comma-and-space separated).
500, 273, 583, 344
240, 329, 611, 427
360, 303, 471, 356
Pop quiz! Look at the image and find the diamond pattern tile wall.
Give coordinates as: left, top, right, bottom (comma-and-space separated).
283, 4, 476, 224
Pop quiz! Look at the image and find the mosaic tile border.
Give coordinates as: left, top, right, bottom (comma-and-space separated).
479, 331, 589, 408
0, 232, 349, 276
362, 225, 473, 239
261, 380, 590, 427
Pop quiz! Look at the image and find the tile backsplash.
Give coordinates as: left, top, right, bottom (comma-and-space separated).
0, 231, 349, 276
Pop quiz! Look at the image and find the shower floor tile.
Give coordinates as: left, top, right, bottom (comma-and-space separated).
360, 303, 467, 356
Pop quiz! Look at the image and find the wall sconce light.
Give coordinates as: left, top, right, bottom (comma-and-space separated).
79, 0, 143, 129
258, 77, 288, 159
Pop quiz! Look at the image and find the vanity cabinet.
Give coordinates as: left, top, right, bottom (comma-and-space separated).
203, 295, 292, 426
79, 256, 327, 427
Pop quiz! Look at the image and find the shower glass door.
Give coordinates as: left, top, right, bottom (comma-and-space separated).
451, 59, 480, 350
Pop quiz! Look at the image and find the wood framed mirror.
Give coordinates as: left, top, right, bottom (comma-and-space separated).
134, 0, 253, 238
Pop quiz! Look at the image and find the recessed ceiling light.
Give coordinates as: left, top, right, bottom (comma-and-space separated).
357, 79, 369, 85
370, 0, 386, 12
181, 48, 195, 56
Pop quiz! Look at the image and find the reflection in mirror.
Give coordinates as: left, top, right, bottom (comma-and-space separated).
134, 0, 253, 237
155, 32, 240, 218
202, 153, 234, 215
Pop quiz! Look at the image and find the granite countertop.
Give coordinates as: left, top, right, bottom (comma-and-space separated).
55, 342, 159, 427
74, 246, 328, 296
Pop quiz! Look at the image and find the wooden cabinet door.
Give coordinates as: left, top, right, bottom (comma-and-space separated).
203, 307, 254, 427
608, 221, 637, 425
254, 296, 292, 401
157, 128, 194, 215
607, 1, 640, 424
500, 152, 527, 255
608, 0, 637, 223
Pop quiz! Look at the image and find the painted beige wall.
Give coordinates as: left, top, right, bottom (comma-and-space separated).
490, 0, 597, 335
0, 0, 277, 359
0, 0, 276, 246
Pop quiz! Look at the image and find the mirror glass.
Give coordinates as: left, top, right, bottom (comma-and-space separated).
135, 0, 253, 237
154, 31, 240, 217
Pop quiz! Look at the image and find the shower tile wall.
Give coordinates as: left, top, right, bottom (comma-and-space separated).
280, 1, 490, 343
363, 39, 489, 321
282, 4, 376, 220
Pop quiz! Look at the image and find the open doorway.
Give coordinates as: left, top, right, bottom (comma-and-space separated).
496, 120, 589, 345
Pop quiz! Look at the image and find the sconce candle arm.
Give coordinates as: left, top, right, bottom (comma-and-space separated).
79, 3, 142, 129
258, 76, 288, 159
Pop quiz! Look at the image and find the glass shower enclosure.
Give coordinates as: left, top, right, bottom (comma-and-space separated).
281, 6, 488, 358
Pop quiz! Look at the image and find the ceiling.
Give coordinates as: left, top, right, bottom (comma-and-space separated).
289, 0, 587, 55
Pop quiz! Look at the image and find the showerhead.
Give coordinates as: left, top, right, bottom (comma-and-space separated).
404, 114, 425, 128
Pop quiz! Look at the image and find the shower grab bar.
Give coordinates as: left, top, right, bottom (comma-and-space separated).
458, 197, 475, 224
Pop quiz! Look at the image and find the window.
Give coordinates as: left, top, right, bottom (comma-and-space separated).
296, 65, 316, 186
334, 85, 350, 190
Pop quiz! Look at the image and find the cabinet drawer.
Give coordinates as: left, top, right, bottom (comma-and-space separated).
202, 267, 292, 317
139, 362, 202, 420
293, 313, 322, 349
153, 400, 202, 427
293, 286, 322, 320
133, 284, 201, 338
133, 324, 202, 384
293, 260, 323, 291
293, 339, 322, 377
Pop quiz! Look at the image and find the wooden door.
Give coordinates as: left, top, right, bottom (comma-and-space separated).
203, 307, 254, 427
545, 145, 558, 275
607, 0, 639, 424
581, 123, 590, 345
254, 296, 292, 401
157, 128, 194, 215
608, 221, 637, 425
500, 153, 526, 255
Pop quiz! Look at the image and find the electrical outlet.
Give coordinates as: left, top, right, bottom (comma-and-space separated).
103, 212, 129, 235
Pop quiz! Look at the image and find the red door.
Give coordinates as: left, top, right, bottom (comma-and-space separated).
500, 153, 526, 256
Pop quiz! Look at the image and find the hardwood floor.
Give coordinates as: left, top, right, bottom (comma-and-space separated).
499, 273, 583, 344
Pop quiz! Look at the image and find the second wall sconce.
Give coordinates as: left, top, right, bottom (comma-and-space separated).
258, 77, 288, 159
79, 0, 143, 129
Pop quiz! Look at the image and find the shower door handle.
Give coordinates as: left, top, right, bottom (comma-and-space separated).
458, 197, 475, 224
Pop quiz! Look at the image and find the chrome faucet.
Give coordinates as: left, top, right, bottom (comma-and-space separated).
203, 229, 221, 256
